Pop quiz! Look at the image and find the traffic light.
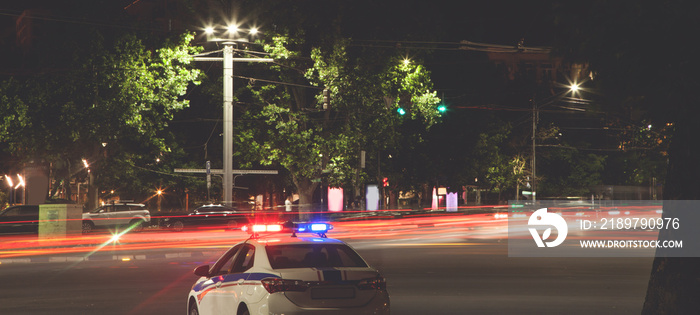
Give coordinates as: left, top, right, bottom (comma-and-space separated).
382, 177, 389, 187
437, 104, 447, 113
397, 107, 406, 116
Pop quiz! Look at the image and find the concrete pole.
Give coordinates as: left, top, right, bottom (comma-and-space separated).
223, 42, 234, 206
531, 96, 537, 202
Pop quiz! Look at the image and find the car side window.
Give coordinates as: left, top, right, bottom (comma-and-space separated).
231, 245, 255, 273
211, 245, 242, 276
2, 208, 20, 216
19, 207, 39, 216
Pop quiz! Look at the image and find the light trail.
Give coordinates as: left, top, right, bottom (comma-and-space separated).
4, 208, 659, 258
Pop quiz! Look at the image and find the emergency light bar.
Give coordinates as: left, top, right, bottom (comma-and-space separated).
295, 223, 333, 233
243, 222, 333, 238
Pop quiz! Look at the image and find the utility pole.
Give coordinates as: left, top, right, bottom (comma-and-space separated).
222, 42, 234, 206
531, 95, 537, 202
193, 42, 272, 206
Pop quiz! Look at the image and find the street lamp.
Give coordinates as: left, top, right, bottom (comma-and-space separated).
15, 174, 25, 205
569, 83, 580, 93
531, 81, 586, 202
4, 175, 14, 205
156, 189, 163, 211
3, 174, 25, 205
193, 24, 273, 206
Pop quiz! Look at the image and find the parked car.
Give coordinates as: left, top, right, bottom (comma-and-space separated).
0, 205, 40, 234
82, 201, 151, 233
161, 204, 249, 232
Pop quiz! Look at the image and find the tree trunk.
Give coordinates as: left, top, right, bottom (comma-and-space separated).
642, 110, 700, 313
87, 171, 98, 210
293, 175, 319, 221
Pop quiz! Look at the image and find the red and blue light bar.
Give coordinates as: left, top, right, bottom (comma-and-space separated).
295, 223, 333, 233
242, 222, 333, 238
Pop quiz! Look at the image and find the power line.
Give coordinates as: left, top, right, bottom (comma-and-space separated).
234, 75, 322, 90
0, 10, 163, 33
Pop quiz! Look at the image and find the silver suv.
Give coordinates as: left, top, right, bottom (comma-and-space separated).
82, 201, 151, 233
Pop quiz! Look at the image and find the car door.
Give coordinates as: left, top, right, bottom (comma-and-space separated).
18, 206, 39, 232
0, 206, 22, 232
197, 245, 242, 314
112, 205, 133, 226
92, 206, 112, 227
197, 207, 224, 227
212, 244, 256, 314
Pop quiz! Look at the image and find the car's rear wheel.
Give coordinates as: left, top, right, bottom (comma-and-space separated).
237, 304, 249, 315
129, 219, 144, 232
82, 221, 94, 233
171, 220, 184, 232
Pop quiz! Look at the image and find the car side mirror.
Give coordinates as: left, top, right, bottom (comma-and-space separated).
193, 265, 211, 277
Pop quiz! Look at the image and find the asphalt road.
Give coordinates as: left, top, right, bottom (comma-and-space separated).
0, 217, 653, 314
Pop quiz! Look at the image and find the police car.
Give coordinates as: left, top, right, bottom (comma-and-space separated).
187, 222, 390, 315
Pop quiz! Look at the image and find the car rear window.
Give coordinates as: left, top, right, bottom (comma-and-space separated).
266, 244, 368, 269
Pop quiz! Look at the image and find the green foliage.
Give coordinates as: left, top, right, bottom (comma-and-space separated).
0, 79, 30, 152
539, 148, 606, 197
238, 35, 441, 199
473, 122, 515, 192
0, 32, 203, 199
383, 58, 442, 127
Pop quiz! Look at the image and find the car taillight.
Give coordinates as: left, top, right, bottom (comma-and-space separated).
357, 276, 386, 290
261, 278, 308, 294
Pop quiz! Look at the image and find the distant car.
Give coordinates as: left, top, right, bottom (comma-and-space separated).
0, 205, 40, 234
82, 201, 151, 233
161, 204, 249, 232
187, 222, 390, 315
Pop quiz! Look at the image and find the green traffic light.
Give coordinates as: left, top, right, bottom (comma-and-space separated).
437, 104, 447, 113
397, 108, 406, 115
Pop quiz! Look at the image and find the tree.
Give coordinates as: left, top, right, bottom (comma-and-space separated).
0, 33, 202, 207
236, 34, 440, 211
553, 1, 700, 312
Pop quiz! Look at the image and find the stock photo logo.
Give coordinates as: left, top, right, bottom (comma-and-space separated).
528, 208, 568, 248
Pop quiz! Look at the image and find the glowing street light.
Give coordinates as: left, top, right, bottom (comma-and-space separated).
226, 24, 239, 34
4, 175, 13, 188
569, 83, 580, 93
156, 189, 163, 212
15, 174, 24, 190
4, 174, 24, 205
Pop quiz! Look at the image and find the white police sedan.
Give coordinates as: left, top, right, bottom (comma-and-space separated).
187, 223, 390, 315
